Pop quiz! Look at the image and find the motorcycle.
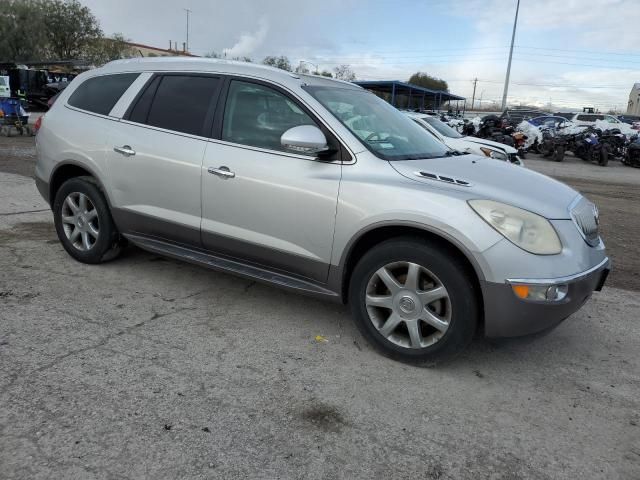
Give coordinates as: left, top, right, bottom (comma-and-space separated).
538, 126, 566, 162
622, 136, 640, 168
511, 131, 528, 159
574, 128, 608, 166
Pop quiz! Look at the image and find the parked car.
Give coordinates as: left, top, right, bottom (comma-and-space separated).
616, 114, 640, 130
35, 58, 609, 363
406, 112, 523, 165
528, 115, 569, 128
501, 107, 546, 125
569, 113, 624, 127
553, 112, 575, 120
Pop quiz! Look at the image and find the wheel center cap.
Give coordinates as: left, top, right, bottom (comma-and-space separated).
399, 296, 416, 314
76, 217, 85, 228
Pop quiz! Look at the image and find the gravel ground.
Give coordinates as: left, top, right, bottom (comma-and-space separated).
1, 137, 639, 479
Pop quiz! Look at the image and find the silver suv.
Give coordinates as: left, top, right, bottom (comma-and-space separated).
35, 58, 609, 363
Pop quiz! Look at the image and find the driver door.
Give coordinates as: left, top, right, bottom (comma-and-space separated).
200, 79, 342, 282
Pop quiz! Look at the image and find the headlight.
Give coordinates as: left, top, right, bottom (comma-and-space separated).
479, 147, 508, 161
468, 200, 562, 254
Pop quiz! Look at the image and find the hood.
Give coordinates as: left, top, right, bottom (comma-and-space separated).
389, 154, 578, 219
462, 136, 518, 154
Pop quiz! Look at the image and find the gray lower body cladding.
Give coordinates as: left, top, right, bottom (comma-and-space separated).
481, 260, 610, 337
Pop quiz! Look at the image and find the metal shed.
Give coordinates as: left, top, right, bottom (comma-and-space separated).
353, 80, 466, 113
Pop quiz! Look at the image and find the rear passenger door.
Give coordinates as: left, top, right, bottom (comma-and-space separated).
105, 73, 221, 246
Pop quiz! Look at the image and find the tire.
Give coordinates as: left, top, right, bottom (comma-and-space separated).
348, 238, 479, 364
552, 146, 565, 162
598, 147, 609, 166
518, 148, 526, 159
53, 176, 122, 264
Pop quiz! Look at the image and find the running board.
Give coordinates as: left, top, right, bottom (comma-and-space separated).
124, 234, 340, 299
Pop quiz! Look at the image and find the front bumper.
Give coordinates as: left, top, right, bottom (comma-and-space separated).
482, 257, 610, 337
35, 176, 49, 206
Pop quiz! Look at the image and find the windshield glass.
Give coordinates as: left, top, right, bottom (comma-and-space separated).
0, 77, 7, 86
304, 86, 449, 160
420, 116, 463, 138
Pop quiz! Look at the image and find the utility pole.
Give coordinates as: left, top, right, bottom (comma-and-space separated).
471, 78, 478, 111
183, 8, 191, 53
501, 0, 520, 111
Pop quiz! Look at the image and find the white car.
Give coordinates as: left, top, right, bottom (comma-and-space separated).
406, 113, 523, 166
569, 113, 623, 127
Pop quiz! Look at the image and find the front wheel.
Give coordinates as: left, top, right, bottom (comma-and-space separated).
552, 146, 565, 162
348, 238, 479, 364
598, 147, 609, 166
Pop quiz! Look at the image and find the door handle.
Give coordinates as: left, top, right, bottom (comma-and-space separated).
114, 145, 136, 156
207, 166, 235, 179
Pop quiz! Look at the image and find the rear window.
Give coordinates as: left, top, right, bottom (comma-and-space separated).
67, 73, 139, 115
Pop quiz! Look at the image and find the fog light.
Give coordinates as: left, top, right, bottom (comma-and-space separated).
510, 283, 568, 302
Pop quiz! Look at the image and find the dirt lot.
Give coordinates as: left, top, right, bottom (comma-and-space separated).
1, 136, 639, 479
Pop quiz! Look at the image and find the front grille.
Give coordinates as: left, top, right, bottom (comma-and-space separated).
571, 196, 600, 246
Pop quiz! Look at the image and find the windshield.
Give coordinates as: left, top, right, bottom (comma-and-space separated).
0, 77, 7, 86
420, 116, 463, 138
304, 86, 449, 160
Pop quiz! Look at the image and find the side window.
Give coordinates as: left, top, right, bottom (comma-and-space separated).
576, 114, 590, 121
132, 75, 220, 136
67, 73, 139, 115
128, 76, 160, 124
222, 80, 318, 154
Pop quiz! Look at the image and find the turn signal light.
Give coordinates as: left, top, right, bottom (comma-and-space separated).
512, 285, 530, 299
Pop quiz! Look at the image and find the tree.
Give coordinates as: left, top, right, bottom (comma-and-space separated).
262, 55, 292, 72
85, 33, 135, 65
43, 0, 102, 60
0, 0, 48, 61
319, 70, 333, 78
333, 64, 356, 81
408, 72, 448, 92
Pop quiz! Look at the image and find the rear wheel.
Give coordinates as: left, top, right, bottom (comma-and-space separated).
552, 146, 565, 162
349, 238, 478, 364
598, 147, 609, 166
53, 177, 122, 264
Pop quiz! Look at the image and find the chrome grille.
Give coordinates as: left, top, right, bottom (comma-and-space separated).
571, 197, 600, 246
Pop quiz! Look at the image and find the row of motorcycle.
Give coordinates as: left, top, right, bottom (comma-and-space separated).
457, 114, 640, 167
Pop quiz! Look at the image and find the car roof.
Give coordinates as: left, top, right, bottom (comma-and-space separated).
96, 56, 362, 91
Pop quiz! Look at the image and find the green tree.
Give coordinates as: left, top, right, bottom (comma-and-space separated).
0, 0, 48, 61
86, 33, 135, 65
262, 55, 292, 72
43, 0, 102, 59
408, 72, 448, 91
319, 70, 333, 78
333, 64, 356, 81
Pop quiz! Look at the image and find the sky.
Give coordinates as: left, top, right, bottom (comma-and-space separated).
80, 0, 640, 112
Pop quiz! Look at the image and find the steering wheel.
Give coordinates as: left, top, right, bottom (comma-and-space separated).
365, 132, 382, 142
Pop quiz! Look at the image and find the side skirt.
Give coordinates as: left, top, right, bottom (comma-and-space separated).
124, 233, 341, 301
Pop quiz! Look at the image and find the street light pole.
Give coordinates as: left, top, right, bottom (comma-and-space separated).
501, 0, 520, 111
183, 8, 191, 53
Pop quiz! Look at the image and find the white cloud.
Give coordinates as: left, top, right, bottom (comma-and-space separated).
222, 17, 269, 58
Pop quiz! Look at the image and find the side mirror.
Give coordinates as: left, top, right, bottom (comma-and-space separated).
281, 125, 329, 155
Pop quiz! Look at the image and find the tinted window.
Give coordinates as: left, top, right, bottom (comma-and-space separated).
222, 81, 317, 153
144, 75, 220, 136
128, 76, 160, 124
68, 73, 139, 115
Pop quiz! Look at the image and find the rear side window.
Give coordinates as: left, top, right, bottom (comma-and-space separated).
67, 73, 139, 115
135, 75, 220, 136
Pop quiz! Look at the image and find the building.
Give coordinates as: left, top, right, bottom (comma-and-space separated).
124, 42, 197, 58
627, 83, 640, 115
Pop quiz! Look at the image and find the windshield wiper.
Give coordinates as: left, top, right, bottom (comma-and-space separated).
444, 150, 469, 156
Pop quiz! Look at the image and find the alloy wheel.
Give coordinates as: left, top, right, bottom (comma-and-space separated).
365, 261, 451, 349
61, 192, 100, 251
